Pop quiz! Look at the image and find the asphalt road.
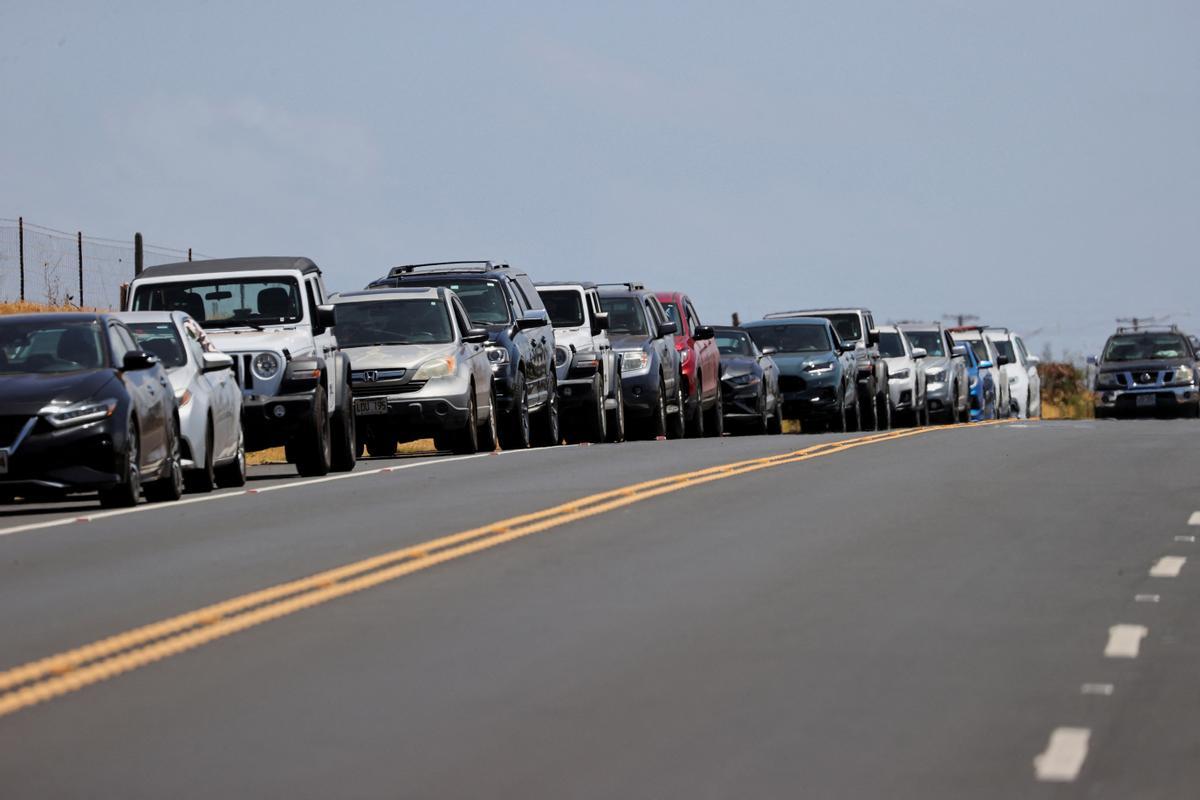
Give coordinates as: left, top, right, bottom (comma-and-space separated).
0, 419, 1198, 798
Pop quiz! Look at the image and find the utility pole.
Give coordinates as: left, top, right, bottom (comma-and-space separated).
943, 313, 979, 328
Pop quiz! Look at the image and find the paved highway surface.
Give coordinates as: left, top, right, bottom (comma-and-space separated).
0, 420, 1197, 798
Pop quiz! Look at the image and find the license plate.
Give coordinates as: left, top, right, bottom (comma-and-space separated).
1136, 394, 1156, 408
0, 450, 7, 475
354, 397, 390, 416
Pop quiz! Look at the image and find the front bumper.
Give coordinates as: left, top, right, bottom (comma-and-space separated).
0, 416, 126, 496
888, 377, 917, 411
353, 378, 473, 438
1094, 385, 1200, 415
620, 371, 663, 418
778, 372, 839, 418
243, 389, 318, 451
721, 377, 763, 418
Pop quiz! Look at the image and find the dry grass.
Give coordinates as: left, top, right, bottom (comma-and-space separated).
246, 439, 438, 466
0, 301, 101, 315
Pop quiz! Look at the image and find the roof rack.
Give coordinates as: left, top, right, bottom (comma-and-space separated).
596, 282, 646, 292
387, 261, 508, 277
762, 310, 823, 320
1116, 324, 1180, 334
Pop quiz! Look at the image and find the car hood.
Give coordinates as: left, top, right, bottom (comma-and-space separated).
203, 327, 314, 358
720, 355, 758, 376
342, 342, 458, 370
0, 370, 117, 413
883, 356, 913, 372
771, 352, 836, 374
1100, 358, 1192, 373
553, 326, 594, 351
609, 333, 652, 351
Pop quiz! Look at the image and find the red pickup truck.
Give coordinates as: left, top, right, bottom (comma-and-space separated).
655, 291, 722, 437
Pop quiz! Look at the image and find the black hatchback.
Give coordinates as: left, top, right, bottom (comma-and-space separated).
0, 313, 185, 507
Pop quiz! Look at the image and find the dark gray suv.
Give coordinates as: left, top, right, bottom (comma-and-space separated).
1091, 326, 1200, 418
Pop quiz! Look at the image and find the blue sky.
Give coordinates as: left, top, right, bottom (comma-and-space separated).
3, 1, 1198, 357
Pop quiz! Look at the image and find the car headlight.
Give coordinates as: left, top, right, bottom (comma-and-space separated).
890, 369, 910, 381
414, 356, 456, 381
486, 346, 509, 366
554, 346, 570, 368
725, 373, 759, 386
804, 361, 834, 374
1096, 372, 1121, 389
1175, 365, 1194, 385
679, 347, 692, 365
176, 388, 192, 407
925, 367, 946, 382
252, 352, 281, 381
41, 398, 118, 428
620, 350, 649, 374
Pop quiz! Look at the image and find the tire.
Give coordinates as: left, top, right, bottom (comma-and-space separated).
666, 381, 686, 440
876, 389, 892, 431
186, 419, 216, 493
532, 371, 560, 447
290, 388, 332, 476
686, 378, 704, 438
99, 421, 141, 508
330, 386, 357, 473
755, 388, 770, 435
606, 378, 626, 443
365, 427, 397, 458
834, 392, 849, 433
646, 377, 668, 440
145, 417, 184, 503
587, 374, 607, 443
215, 430, 247, 488
704, 383, 724, 437
501, 371, 532, 450
478, 387, 499, 452
768, 395, 783, 435
450, 390, 480, 454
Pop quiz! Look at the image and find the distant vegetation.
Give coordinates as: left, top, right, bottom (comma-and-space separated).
1039, 363, 1092, 419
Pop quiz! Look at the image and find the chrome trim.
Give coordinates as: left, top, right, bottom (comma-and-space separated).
0, 417, 38, 457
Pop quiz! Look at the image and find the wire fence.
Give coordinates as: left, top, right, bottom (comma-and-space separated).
0, 218, 214, 310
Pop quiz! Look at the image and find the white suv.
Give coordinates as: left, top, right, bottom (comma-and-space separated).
536, 281, 624, 442
127, 257, 357, 476
985, 328, 1041, 418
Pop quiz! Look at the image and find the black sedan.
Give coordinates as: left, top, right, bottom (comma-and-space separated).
713, 326, 783, 435
0, 313, 185, 507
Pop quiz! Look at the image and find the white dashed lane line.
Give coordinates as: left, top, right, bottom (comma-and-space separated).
1173, 535, 1195, 543
1080, 683, 1114, 696
1135, 594, 1160, 603
1034, 727, 1091, 782
1105, 625, 1148, 658
1149, 556, 1187, 578
1188, 511, 1200, 526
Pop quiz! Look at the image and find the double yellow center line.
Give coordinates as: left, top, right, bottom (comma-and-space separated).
0, 421, 1011, 718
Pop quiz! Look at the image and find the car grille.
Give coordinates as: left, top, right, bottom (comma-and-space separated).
353, 381, 427, 397
779, 375, 807, 392
0, 416, 31, 448
229, 354, 255, 389
1132, 371, 1164, 385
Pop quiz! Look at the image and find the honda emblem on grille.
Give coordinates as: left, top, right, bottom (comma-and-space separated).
364, 371, 379, 382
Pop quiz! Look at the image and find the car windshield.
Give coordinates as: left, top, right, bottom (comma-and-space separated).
904, 331, 945, 356
878, 332, 904, 358
599, 296, 648, 336
539, 290, 585, 328
1103, 333, 1190, 362
397, 278, 511, 326
966, 340, 989, 363
716, 331, 753, 356
132, 278, 304, 328
0, 319, 106, 373
334, 299, 454, 346
125, 321, 187, 368
747, 324, 830, 353
818, 313, 862, 343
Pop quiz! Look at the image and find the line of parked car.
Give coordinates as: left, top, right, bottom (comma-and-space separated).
0, 255, 1041, 508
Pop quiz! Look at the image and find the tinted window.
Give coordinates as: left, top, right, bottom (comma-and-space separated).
126, 321, 188, 368
0, 319, 106, 373
878, 332, 905, 358
599, 296, 648, 336
539, 290, 586, 328
991, 338, 1015, 363
904, 331, 945, 357
397, 278, 511, 326
969, 341, 990, 363
334, 299, 454, 346
1103, 333, 1190, 362
133, 278, 303, 328
716, 331, 753, 356
747, 324, 831, 354
514, 276, 545, 311
662, 302, 680, 324
818, 313, 862, 342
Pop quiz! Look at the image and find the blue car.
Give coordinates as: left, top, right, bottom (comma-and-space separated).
961, 341, 997, 421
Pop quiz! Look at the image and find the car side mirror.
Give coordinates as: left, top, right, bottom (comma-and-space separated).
911, 347, 928, 359
867, 328, 880, 346
315, 304, 336, 334
1026, 355, 1040, 366
201, 352, 234, 373
463, 327, 490, 344
658, 320, 678, 338
693, 325, 715, 341
516, 310, 550, 331
760, 346, 778, 356
1086, 355, 1098, 365
951, 345, 967, 358
122, 350, 157, 371
591, 312, 610, 336
996, 355, 1010, 366
979, 360, 994, 369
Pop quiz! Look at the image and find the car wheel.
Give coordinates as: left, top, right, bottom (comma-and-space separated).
647, 376, 668, 440
501, 372, 532, 449
587, 373, 607, 443
768, 395, 783, 435
607, 378, 626, 443
365, 426, 397, 458
186, 419, 217, 493
667, 382, 686, 440
478, 386, 499, 452
704, 383, 724, 437
755, 388, 770, 436
215, 430, 247, 488
291, 388, 332, 476
686, 381, 704, 438
145, 417, 184, 503
99, 421, 141, 508
330, 385, 357, 473
451, 390, 480, 454
533, 371, 560, 447
877, 390, 892, 430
